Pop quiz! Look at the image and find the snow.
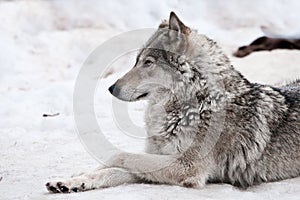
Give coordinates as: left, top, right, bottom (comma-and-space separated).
1, 0, 300, 199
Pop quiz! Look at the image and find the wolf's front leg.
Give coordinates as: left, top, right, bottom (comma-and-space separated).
46, 167, 140, 193
107, 152, 209, 188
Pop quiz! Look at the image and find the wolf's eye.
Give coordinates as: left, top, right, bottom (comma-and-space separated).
143, 58, 154, 67
144, 60, 153, 65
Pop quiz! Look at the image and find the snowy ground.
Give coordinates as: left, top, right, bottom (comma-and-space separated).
1, 0, 300, 199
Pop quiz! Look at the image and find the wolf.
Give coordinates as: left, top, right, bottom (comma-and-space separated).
46, 12, 300, 193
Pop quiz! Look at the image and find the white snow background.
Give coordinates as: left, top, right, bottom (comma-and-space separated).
1, 0, 300, 199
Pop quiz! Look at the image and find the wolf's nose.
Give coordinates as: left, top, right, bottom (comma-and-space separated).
108, 84, 115, 94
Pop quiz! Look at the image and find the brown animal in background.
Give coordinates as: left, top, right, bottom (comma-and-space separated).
233, 36, 300, 57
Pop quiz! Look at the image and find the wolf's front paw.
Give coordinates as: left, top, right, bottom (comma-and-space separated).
46, 179, 87, 193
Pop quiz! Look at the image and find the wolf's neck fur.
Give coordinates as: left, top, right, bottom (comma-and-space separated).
156, 32, 253, 113
146, 33, 251, 138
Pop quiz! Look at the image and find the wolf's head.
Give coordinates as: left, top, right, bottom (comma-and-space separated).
109, 12, 232, 104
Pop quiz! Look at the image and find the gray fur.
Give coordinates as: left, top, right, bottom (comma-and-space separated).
46, 12, 300, 193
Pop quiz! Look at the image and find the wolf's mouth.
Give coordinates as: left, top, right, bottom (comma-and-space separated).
136, 92, 148, 100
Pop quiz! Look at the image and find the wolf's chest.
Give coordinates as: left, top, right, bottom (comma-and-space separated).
144, 103, 199, 155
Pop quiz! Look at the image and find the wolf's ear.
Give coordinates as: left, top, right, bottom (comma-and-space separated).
169, 12, 190, 35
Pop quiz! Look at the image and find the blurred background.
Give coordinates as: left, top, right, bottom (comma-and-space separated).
1, 1, 300, 199
2, 0, 300, 86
